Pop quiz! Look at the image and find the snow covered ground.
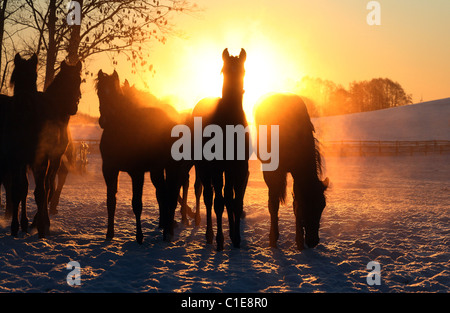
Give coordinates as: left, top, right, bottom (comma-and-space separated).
313, 98, 450, 141
0, 99, 449, 293
0, 154, 448, 293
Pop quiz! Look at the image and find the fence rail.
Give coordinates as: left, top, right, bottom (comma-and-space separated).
72, 140, 450, 157
321, 140, 450, 156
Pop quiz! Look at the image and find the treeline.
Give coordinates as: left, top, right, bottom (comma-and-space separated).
296, 76, 413, 117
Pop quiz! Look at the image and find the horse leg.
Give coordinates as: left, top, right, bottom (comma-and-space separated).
224, 170, 235, 243
194, 169, 202, 227
49, 161, 68, 215
103, 165, 119, 240
10, 166, 25, 237
19, 171, 29, 233
45, 157, 61, 217
150, 169, 167, 230
130, 171, 144, 244
292, 177, 306, 250
179, 173, 190, 226
212, 169, 225, 251
165, 166, 185, 241
33, 159, 51, 238
231, 162, 249, 248
240, 170, 249, 219
4, 175, 13, 219
263, 170, 285, 248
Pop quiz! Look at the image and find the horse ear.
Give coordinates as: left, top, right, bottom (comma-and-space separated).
322, 177, 330, 190
112, 70, 119, 80
98, 69, 104, 78
14, 53, 22, 65
124, 79, 129, 88
61, 60, 68, 71
30, 53, 38, 68
75, 60, 82, 72
239, 48, 246, 62
222, 48, 229, 61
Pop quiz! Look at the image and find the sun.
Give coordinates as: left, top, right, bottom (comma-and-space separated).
140, 37, 302, 121
242, 49, 280, 123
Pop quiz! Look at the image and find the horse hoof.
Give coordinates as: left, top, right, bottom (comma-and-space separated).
216, 243, 224, 252
241, 211, 246, 219
269, 239, 278, 248
296, 242, 305, 251
21, 225, 28, 234
163, 232, 173, 242
136, 233, 143, 244
49, 209, 58, 216
106, 231, 114, 241
206, 231, 214, 244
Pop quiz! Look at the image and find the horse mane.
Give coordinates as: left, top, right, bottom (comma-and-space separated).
121, 81, 182, 123
45, 66, 68, 94
254, 93, 327, 203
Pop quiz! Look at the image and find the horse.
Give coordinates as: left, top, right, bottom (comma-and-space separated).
254, 93, 329, 250
191, 48, 250, 251
2, 53, 82, 237
96, 70, 185, 243
48, 133, 76, 215
0, 53, 39, 234
120, 80, 198, 226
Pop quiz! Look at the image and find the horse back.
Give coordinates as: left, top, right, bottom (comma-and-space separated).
255, 93, 316, 171
100, 106, 176, 171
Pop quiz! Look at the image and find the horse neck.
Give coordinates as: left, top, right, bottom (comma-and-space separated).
100, 93, 132, 129
45, 76, 77, 119
218, 89, 246, 125
13, 84, 37, 98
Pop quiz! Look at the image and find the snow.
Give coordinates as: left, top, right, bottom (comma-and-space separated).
0, 99, 449, 293
313, 98, 450, 141
69, 123, 102, 141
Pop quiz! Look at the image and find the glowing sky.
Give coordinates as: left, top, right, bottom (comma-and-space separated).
79, 0, 450, 118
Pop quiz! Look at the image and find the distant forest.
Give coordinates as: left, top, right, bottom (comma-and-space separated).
297, 76, 413, 117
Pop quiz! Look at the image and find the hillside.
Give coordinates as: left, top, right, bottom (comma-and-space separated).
312, 98, 450, 142
68, 98, 450, 142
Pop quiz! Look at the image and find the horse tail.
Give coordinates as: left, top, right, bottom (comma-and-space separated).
314, 137, 324, 177
278, 172, 288, 204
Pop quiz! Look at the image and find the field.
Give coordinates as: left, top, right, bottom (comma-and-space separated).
1, 99, 449, 293
0, 153, 448, 293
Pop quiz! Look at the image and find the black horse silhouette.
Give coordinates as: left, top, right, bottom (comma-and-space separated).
1, 53, 81, 237
254, 93, 328, 250
120, 80, 197, 225
96, 70, 185, 243
191, 48, 250, 251
0, 55, 38, 226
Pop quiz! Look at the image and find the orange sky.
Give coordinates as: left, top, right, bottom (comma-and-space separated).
79, 0, 450, 118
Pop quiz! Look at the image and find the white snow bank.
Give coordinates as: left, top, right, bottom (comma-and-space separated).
313, 98, 450, 141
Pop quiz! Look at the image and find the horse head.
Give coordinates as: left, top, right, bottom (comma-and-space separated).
58, 59, 82, 116
10, 53, 38, 95
296, 176, 329, 249
221, 48, 246, 100
96, 69, 122, 129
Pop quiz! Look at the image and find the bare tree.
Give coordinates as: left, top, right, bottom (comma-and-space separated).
9, 0, 197, 90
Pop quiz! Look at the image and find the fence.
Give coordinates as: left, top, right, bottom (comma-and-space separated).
321, 140, 450, 156
73, 140, 450, 159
